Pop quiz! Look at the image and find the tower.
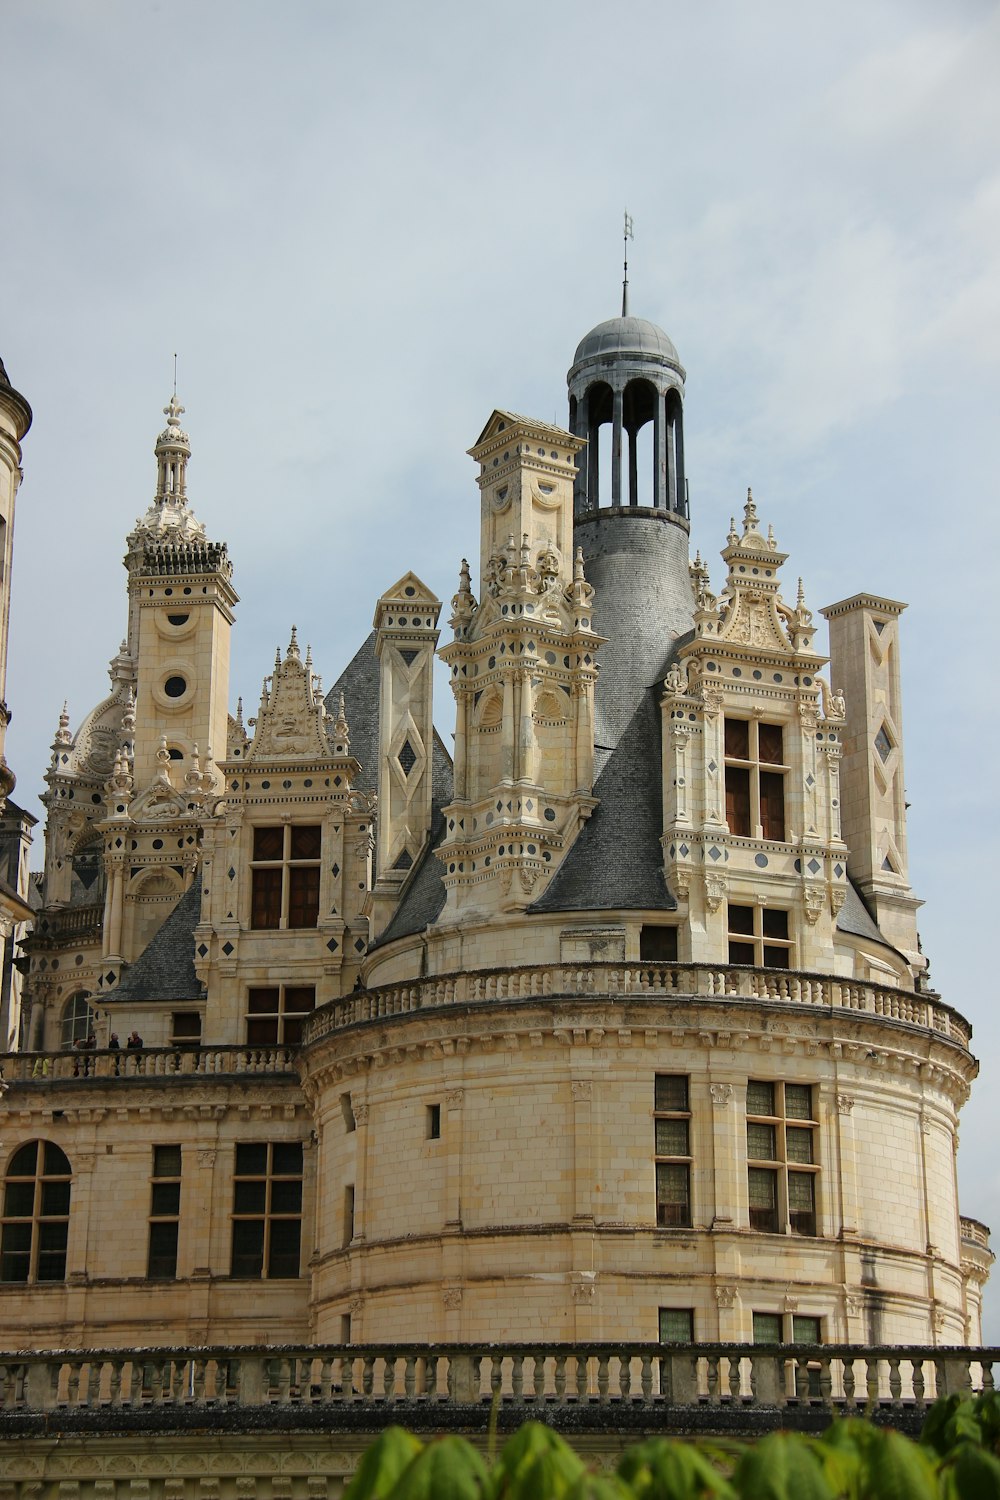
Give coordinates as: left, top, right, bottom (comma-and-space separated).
0, 356, 32, 804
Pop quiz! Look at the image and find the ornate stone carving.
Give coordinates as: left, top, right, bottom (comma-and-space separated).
442, 1287, 463, 1309
715, 1285, 737, 1309
571, 1080, 593, 1102
352, 1101, 369, 1124
445, 1088, 464, 1110
710, 1083, 733, 1108
704, 872, 727, 913
836, 1094, 855, 1115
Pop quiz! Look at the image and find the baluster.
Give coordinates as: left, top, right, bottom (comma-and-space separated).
866, 1356, 880, 1409
819, 1356, 833, 1409
554, 1355, 566, 1399
794, 1358, 808, 1402
982, 1360, 996, 1393
382, 1356, 396, 1401
66, 1361, 81, 1406
597, 1354, 610, 1403
404, 1357, 416, 1400
108, 1359, 123, 1406
842, 1356, 857, 1409
533, 1356, 545, 1401
192, 1358, 206, 1403
511, 1354, 523, 1402
276, 1358, 291, 1403
619, 1354, 632, 1402
362, 1355, 375, 1397
727, 1356, 741, 1403
888, 1356, 902, 1407
706, 1355, 720, 1405
640, 1355, 653, 1402
318, 1357, 333, 1401
424, 1356, 437, 1397
575, 1355, 589, 1401
912, 1359, 926, 1411
490, 1354, 503, 1397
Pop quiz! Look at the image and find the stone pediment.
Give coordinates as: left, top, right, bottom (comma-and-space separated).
374, 571, 441, 616
246, 630, 337, 763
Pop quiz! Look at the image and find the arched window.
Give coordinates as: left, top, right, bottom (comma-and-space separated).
0, 1141, 72, 1282
61, 992, 94, 1049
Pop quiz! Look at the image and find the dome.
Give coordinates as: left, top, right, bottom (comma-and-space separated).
572, 316, 680, 369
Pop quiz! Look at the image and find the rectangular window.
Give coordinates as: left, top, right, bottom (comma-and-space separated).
727, 905, 793, 968
230, 1142, 303, 1279
639, 925, 679, 963
341, 1093, 356, 1132
170, 1012, 202, 1045
654, 1075, 691, 1228
746, 1081, 819, 1236
426, 1104, 441, 1140
342, 1184, 355, 1249
724, 718, 787, 841
245, 985, 316, 1046
752, 1311, 783, 1345
147, 1144, 181, 1279
658, 1308, 694, 1343
250, 825, 321, 930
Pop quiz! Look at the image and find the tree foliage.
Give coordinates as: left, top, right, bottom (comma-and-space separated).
343, 1392, 1000, 1500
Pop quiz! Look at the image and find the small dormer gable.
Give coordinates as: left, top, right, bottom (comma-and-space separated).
244, 628, 338, 764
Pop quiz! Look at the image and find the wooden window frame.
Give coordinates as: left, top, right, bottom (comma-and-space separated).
746, 1081, 819, 1237
249, 825, 322, 931
724, 718, 788, 841
0, 1141, 72, 1283
230, 1142, 304, 1280
654, 1074, 692, 1228
147, 1144, 181, 1280
245, 984, 316, 1046
727, 904, 794, 969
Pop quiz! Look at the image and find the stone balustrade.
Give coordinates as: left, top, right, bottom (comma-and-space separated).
0, 1043, 298, 1084
0, 1344, 995, 1434
303, 962, 972, 1050
961, 1216, 993, 1251
28, 902, 103, 947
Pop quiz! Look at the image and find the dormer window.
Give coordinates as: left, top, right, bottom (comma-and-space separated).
250, 825, 321, 929
724, 719, 786, 841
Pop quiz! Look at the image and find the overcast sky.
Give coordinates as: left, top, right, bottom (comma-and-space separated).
3, 0, 998, 1339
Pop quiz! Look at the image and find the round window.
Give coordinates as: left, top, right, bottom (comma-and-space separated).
164, 675, 187, 699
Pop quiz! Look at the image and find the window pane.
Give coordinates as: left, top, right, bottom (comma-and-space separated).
147, 1221, 179, 1279
753, 1313, 783, 1345
655, 1163, 691, 1226
247, 988, 279, 1015
640, 926, 678, 962
154, 1145, 182, 1177
37, 1221, 68, 1254
172, 1012, 201, 1040
267, 1218, 301, 1278
785, 1085, 812, 1120
746, 1081, 775, 1116
247, 1018, 280, 1046
760, 772, 786, 840
270, 1179, 302, 1214
287, 866, 319, 928
729, 940, 755, 966
235, 1143, 267, 1175
655, 1119, 689, 1156
252, 827, 283, 860
282, 1017, 303, 1046
290, 825, 321, 860
43, 1143, 72, 1175
658, 1308, 694, 1343
250, 868, 282, 929
724, 719, 750, 759
272, 1143, 304, 1176
231, 1219, 264, 1278
787, 1128, 814, 1164
763, 945, 790, 969
747, 1123, 776, 1160
748, 1167, 777, 1211
654, 1075, 689, 1112
234, 1180, 267, 1214
4, 1181, 35, 1217
792, 1315, 821, 1344
151, 1182, 181, 1215
728, 906, 754, 936
757, 724, 784, 764
8, 1143, 38, 1176
725, 768, 751, 836
284, 987, 316, 1013
788, 1172, 815, 1210
761, 908, 789, 940
40, 1180, 71, 1216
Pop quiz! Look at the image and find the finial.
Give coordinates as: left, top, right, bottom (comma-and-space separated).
235, 696, 244, 728
286, 626, 300, 661
743, 487, 759, 529
797, 577, 806, 607
622, 210, 634, 318
55, 701, 72, 746
574, 545, 586, 581
458, 557, 472, 592
767, 524, 776, 550
727, 517, 738, 545
334, 692, 350, 748
172, 352, 178, 400
305, 642, 312, 670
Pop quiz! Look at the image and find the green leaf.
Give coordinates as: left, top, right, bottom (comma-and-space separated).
858, 1428, 939, 1500
390, 1435, 493, 1500
617, 1436, 736, 1498
972, 1391, 1000, 1453
495, 1422, 586, 1499
922, 1394, 979, 1458
949, 1444, 1000, 1500
343, 1426, 425, 1500
731, 1433, 835, 1500
563, 1476, 634, 1500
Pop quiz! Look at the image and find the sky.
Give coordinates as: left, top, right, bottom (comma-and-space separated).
2, 0, 998, 1339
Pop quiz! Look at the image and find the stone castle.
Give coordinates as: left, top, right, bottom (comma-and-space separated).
0, 311, 992, 1483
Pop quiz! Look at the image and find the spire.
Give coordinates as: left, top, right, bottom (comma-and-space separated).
621, 210, 634, 317
130, 387, 207, 544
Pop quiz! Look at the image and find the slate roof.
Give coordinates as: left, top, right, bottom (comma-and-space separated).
324, 633, 380, 793
111, 881, 204, 1003
374, 807, 449, 948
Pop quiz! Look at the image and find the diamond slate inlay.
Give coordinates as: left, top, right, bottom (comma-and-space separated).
354, 938, 366, 953
806, 773, 815, 787
222, 942, 234, 956
327, 938, 339, 952
808, 858, 821, 874
834, 864, 844, 878
331, 863, 340, 878
197, 943, 208, 958
709, 846, 721, 861
228, 867, 236, 881
679, 844, 690, 857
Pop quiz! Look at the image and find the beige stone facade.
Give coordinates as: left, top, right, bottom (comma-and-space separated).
0, 312, 991, 1390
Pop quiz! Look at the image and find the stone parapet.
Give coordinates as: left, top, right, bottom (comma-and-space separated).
1, 1042, 299, 1083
